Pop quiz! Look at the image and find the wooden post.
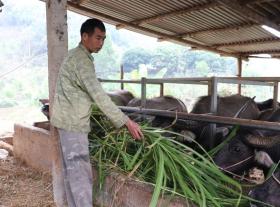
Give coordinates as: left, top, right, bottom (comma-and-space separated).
159, 83, 164, 97
141, 77, 147, 108
237, 57, 242, 94
120, 64, 124, 90
209, 76, 218, 149
46, 0, 68, 206
273, 81, 279, 111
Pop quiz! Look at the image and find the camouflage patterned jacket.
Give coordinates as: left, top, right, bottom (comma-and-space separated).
50, 43, 128, 133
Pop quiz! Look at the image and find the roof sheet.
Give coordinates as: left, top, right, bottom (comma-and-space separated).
67, 0, 280, 58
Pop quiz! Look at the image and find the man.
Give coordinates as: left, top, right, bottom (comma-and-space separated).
51, 18, 143, 207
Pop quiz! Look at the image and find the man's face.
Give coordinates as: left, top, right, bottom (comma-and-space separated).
82, 27, 106, 53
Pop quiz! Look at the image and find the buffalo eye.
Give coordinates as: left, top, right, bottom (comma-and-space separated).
233, 146, 240, 152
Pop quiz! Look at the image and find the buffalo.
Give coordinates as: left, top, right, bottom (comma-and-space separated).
248, 152, 280, 207
186, 94, 260, 150
39, 99, 50, 120
127, 95, 187, 112
107, 90, 135, 106
249, 168, 280, 207
213, 108, 280, 175
256, 98, 280, 111
127, 95, 190, 137
191, 94, 260, 119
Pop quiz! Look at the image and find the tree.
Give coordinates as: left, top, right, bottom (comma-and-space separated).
94, 35, 120, 78
122, 48, 152, 72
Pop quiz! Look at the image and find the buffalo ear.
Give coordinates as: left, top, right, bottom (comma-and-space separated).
244, 132, 280, 148
254, 150, 274, 168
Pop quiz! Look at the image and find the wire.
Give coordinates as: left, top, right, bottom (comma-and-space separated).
0, 52, 46, 79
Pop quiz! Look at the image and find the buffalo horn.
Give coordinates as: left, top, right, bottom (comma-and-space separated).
244, 133, 280, 148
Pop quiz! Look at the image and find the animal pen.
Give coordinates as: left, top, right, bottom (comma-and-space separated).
10, 0, 280, 206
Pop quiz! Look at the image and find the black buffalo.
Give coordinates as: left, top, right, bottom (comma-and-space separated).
127, 95, 187, 112
249, 168, 280, 207
256, 98, 280, 111
191, 94, 260, 119
127, 95, 189, 135
214, 108, 280, 175
39, 99, 50, 120
187, 94, 260, 150
107, 90, 135, 106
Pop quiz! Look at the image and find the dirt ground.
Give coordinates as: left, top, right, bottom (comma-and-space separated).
0, 106, 55, 207
0, 156, 55, 207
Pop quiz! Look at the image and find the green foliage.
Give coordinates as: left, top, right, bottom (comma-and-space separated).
93, 35, 120, 78
195, 60, 210, 76
89, 107, 262, 207
120, 44, 237, 79
122, 48, 152, 72
0, 66, 48, 107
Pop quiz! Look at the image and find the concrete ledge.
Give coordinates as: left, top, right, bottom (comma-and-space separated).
14, 123, 52, 172
92, 168, 195, 207
0, 135, 13, 145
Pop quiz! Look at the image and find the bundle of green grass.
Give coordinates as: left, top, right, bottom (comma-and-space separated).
88, 105, 265, 207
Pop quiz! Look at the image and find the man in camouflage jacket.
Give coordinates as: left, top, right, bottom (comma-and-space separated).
51, 18, 143, 207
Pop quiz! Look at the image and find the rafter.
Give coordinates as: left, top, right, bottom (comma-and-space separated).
213, 37, 280, 48
271, 54, 280, 59
66, 1, 240, 58
156, 23, 257, 42
237, 0, 276, 5
69, 0, 87, 4
180, 23, 256, 38
116, 2, 218, 29
239, 49, 280, 55
214, 0, 280, 31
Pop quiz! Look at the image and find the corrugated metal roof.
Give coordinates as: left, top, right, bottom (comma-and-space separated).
67, 0, 280, 59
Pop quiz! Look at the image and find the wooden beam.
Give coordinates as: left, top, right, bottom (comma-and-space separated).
116, 2, 218, 29
214, 0, 280, 31
119, 106, 280, 131
272, 54, 280, 59
69, 0, 87, 4
213, 37, 280, 48
67, 1, 239, 58
237, 0, 276, 5
180, 23, 256, 38
46, 0, 68, 206
240, 49, 280, 55
156, 23, 257, 42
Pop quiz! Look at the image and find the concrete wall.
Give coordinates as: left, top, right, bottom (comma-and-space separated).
14, 123, 52, 172
13, 123, 195, 207
92, 169, 194, 207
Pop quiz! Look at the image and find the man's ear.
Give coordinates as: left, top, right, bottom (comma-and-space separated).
81, 33, 88, 42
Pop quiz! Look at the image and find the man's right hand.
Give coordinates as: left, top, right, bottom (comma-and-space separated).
125, 119, 143, 140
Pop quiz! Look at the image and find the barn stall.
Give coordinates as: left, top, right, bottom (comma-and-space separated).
11, 0, 280, 206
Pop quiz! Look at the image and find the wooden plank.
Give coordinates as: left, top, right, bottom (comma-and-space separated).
119, 107, 280, 131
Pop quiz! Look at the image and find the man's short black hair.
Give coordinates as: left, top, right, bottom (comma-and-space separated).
80, 18, 106, 36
